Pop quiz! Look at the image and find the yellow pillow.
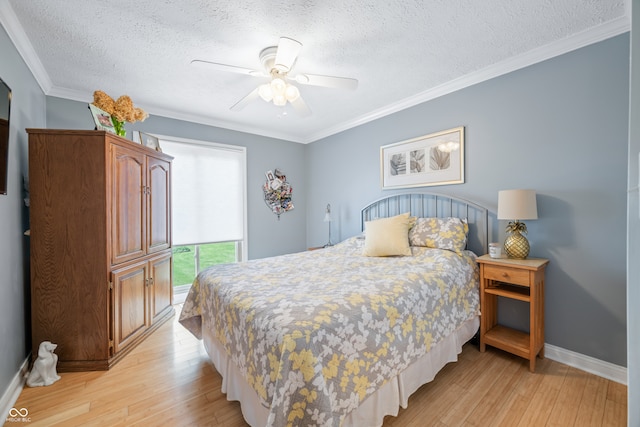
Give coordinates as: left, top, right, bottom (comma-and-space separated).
363, 213, 413, 256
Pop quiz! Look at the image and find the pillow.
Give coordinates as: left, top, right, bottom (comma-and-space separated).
408, 217, 468, 252
362, 213, 413, 256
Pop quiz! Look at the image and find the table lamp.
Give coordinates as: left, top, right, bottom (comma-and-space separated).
497, 189, 538, 259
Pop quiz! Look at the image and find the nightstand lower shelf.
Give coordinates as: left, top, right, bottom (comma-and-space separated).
483, 325, 533, 360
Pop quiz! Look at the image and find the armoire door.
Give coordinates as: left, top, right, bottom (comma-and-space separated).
149, 251, 173, 322
147, 156, 171, 254
111, 144, 147, 265
111, 260, 149, 354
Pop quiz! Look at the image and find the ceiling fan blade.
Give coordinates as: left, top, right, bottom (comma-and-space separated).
293, 73, 358, 90
290, 95, 311, 117
274, 37, 302, 72
230, 88, 260, 111
191, 59, 264, 77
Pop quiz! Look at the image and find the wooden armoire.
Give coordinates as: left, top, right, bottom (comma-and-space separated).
28, 129, 175, 371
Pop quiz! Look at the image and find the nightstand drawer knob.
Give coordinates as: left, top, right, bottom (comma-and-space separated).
501, 272, 510, 278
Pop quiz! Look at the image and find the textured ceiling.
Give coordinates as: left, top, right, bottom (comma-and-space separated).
1, 1, 629, 143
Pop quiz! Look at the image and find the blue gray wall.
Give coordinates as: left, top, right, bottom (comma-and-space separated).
0, 25, 46, 405
306, 34, 630, 367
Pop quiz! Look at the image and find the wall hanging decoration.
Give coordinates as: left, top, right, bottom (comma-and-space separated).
89, 90, 148, 137
380, 126, 464, 189
263, 168, 293, 219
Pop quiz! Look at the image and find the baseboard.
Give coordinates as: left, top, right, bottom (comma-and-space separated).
545, 343, 627, 385
0, 356, 30, 421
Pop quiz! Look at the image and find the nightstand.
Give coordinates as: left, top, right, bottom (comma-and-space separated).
477, 254, 549, 372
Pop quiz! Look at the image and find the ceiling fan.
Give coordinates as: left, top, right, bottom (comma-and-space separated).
192, 37, 358, 117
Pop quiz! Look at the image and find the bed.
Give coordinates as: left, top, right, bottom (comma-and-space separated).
179, 192, 489, 426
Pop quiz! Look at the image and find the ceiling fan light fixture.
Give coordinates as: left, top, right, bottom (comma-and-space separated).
270, 77, 286, 94
285, 84, 300, 102
194, 35, 358, 116
259, 79, 300, 106
273, 94, 287, 106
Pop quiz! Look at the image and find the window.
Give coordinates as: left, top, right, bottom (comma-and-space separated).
172, 242, 236, 288
158, 136, 247, 290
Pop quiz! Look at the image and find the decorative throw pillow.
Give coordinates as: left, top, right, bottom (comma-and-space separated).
408, 217, 468, 252
363, 213, 413, 256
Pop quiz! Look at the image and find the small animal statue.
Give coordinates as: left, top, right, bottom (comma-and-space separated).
26, 341, 61, 387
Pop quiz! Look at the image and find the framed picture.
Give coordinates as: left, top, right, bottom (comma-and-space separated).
88, 103, 116, 134
140, 132, 162, 152
131, 130, 142, 144
380, 126, 464, 189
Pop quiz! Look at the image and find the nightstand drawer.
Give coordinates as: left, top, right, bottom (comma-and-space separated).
483, 264, 530, 286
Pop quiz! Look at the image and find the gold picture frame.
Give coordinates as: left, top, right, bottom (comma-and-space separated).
380, 126, 464, 189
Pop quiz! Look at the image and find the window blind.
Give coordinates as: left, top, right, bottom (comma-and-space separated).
160, 138, 246, 246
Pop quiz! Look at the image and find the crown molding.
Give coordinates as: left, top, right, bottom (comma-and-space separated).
46, 85, 303, 143
2, 7, 629, 145
143, 104, 304, 143
0, 2, 52, 93
303, 15, 631, 144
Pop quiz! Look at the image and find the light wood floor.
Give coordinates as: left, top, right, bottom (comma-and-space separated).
8, 306, 627, 427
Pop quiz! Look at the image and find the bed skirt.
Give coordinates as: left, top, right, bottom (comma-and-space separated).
202, 315, 479, 427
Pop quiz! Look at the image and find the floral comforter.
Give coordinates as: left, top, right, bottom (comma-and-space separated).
179, 237, 479, 427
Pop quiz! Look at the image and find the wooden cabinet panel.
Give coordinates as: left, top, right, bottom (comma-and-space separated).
111, 145, 146, 265
112, 261, 149, 353
150, 252, 173, 321
147, 156, 171, 253
29, 130, 110, 370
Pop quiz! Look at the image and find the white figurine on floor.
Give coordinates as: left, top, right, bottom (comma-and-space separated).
26, 341, 61, 387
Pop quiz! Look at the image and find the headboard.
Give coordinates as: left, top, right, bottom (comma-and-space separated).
360, 192, 489, 255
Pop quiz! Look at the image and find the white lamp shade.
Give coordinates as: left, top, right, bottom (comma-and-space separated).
323, 204, 332, 222
285, 84, 300, 102
497, 189, 538, 220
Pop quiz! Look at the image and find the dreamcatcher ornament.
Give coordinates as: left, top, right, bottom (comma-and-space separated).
263, 168, 294, 219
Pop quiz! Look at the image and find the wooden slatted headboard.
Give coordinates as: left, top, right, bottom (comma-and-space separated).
360, 192, 489, 255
